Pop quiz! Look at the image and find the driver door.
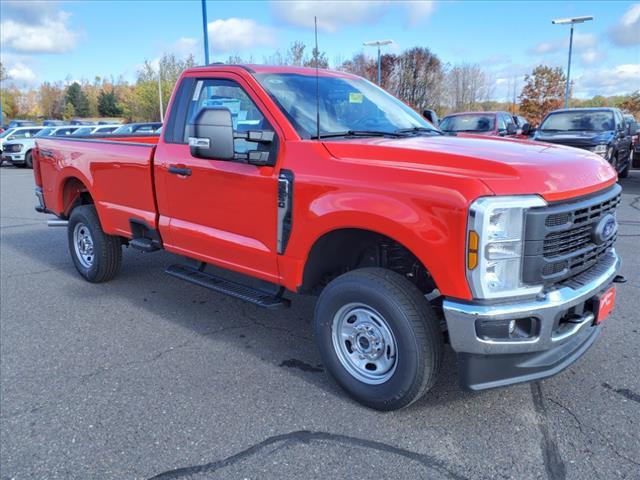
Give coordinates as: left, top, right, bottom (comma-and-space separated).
155, 74, 281, 283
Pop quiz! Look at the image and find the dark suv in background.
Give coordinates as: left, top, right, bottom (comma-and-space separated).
439, 111, 522, 137
533, 107, 633, 178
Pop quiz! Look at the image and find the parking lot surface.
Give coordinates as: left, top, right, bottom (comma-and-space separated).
1, 167, 639, 479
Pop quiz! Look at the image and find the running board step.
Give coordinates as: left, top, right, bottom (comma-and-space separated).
129, 238, 160, 252
165, 264, 291, 309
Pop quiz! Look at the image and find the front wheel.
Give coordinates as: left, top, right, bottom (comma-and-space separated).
618, 153, 630, 178
68, 205, 122, 283
314, 268, 443, 411
24, 151, 33, 169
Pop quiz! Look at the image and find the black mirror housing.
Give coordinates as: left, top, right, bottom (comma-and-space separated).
422, 109, 439, 126
506, 123, 517, 135
521, 123, 532, 135
188, 107, 235, 160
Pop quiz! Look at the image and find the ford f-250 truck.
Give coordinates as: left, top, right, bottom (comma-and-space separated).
33, 65, 623, 411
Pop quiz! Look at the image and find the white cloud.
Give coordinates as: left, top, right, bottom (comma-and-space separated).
609, 3, 640, 46
579, 48, 606, 66
0, 1, 79, 54
528, 32, 597, 55
207, 18, 276, 52
271, 1, 435, 32
574, 63, 640, 97
6, 62, 37, 85
167, 37, 199, 57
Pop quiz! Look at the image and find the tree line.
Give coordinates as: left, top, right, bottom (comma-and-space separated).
1, 44, 639, 125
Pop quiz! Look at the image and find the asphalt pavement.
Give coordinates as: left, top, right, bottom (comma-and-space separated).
1, 166, 639, 480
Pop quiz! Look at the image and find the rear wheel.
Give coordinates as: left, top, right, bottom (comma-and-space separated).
314, 268, 443, 411
68, 205, 122, 282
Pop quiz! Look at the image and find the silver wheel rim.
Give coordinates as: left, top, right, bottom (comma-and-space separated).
73, 222, 94, 268
331, 303, 397, 385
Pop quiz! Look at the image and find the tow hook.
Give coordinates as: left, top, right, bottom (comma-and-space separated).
613, 275, 627, 284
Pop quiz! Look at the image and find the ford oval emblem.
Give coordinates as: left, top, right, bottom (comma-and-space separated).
592, 214, 617, 245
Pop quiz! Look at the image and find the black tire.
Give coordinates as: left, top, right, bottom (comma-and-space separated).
314, 268, 443, 411
25, 151, 33, 169
67, 205, 122, 283
618, 154, 630, 178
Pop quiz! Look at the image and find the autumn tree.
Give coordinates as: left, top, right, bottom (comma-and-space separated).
65, 82, 90, 117
39, 82, 66, 119
518, 65, 566, 126
620, 90, 640, 118
286, 41, 306, 66
446, 63, 492, 111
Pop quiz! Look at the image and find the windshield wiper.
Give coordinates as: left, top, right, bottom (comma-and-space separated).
394, 127, 443, 136
311, 130, 409, 139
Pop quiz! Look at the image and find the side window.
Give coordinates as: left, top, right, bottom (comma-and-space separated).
13, 130, 28, 139
497, 115, 507, 131
184, 78, 272, 153
614, 111, 623, 130
503, 114, 515, 127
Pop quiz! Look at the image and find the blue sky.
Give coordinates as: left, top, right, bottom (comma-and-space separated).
1, 1, 638, 100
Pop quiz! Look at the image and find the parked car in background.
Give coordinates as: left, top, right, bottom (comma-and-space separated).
112, 122, 162, 135
2, 126, 78, 168
69, 120, 96, 126
8, 120, 38, 128
512, 115, 530, 135
439, 111, 518, 137
43, 120, 68, 126
625, 114, 640, 167
533, 108, 633, 178
71, 125, 121, 136
0, 126, 44, 164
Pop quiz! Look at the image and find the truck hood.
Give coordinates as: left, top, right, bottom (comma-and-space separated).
322, 134, 617, 202
534, 130, 615, 148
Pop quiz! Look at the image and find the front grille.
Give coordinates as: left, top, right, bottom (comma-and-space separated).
523, 184, 621, 286
4, 144, 22, 153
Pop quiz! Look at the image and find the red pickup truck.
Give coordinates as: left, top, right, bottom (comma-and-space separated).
33, 65, 623, 410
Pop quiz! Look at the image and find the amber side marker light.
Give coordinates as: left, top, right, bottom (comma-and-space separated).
468, 230, 479, 269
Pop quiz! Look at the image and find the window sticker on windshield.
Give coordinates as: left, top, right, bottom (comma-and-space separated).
192, 81, 203, 101
349, 92, 364, 104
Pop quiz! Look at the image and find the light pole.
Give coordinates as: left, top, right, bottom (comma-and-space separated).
552, 15, 593, 108
157, 64, 164, 123
201, 0, 210, 65
363, 40, 393, 85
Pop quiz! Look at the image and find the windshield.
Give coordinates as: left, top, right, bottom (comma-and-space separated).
1, 128, 16, 138
540, 111, 615, 132
35, 128, 55, 137
439, 114, 495, 133
72, 127, 94, 136
113, 125, 134, 134
255, 73, 437, 138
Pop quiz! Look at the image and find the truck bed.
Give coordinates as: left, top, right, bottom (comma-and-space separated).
34, 135, 160, 238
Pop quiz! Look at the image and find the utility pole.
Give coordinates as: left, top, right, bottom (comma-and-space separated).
552, 16, 593, 108
201, 0, 210, 65
363, 40, 393, 86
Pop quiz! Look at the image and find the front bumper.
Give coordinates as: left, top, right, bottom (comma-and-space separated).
443, 250, 620, 390
1, 153, 26, 164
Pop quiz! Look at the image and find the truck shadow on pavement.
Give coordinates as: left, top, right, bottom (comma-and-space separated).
2, 225, 476, 411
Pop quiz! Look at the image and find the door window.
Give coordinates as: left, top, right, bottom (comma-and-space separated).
497, 115, 506, 131
184, 79, 272, 153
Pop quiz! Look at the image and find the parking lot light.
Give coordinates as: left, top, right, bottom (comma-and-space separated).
552, 16, 594, 108
363, 39, 393, 86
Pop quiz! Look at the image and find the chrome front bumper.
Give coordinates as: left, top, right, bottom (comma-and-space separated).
444, 250, 620, 356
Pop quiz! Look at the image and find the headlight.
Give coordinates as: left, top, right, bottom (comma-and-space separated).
467, 195, 547, 299
590, 145, 607, 157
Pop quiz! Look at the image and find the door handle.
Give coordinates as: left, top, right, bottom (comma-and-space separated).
168, 165, 192, 176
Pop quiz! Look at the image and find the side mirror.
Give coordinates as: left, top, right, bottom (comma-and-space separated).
188, 107, 235, 160
506, 123, 517, 135
521, 123, 532, 136
422, 109, 439, 127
